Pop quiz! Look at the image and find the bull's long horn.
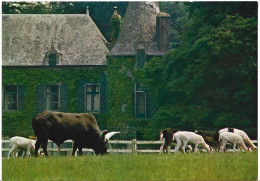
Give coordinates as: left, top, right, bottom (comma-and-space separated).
105, 131, 120, 141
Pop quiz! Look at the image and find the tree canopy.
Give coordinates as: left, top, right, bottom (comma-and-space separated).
143, 2, 257, 137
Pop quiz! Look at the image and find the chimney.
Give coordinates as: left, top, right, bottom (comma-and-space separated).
86, 6, 89, 16
113, 6, 118, 15
156, 12, 171, 52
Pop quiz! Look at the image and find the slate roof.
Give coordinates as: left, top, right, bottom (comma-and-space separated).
2, 14, 109, 66
107, 2, 163, 57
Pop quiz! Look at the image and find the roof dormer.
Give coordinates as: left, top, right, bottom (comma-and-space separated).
44, 38, 62, 66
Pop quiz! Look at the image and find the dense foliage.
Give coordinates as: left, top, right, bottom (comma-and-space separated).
110, 11, 121, 46
143, 2, 257, 137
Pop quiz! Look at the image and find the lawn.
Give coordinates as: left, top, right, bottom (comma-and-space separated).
2, 152, 257, 180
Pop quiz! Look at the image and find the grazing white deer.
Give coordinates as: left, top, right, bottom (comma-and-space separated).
8, 136, 37, 159
219, 128, 257, 151
173, 131, 212, 153
219, 132, 248, 152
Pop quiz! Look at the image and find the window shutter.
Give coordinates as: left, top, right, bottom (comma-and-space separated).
100, 74, 106, 112
18, 85, 25, 111
77, 80, 85, 113
2, 85, 4, 111
132, 92, 136, 117
146, 94, 151, 118
37, 85, 45, 113
59, 84, 67, 112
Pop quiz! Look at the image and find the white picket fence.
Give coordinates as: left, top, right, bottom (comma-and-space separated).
2, 139, 257, 157
2, 139, 165, 157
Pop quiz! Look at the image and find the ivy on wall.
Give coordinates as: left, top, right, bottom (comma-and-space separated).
110, 12, 121, 46
2, 56, 165, 139
2, 67, 106, 137
107, 57, 136, 126
106, 57, 163, 126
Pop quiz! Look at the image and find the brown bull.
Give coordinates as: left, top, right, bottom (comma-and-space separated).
32, 111, 119, 157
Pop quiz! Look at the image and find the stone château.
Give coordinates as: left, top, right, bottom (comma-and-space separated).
2, 2, 171, 138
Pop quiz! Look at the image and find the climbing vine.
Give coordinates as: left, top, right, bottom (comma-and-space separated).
110, 13, 121, 45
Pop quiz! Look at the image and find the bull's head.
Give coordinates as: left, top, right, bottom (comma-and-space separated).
95, 130, 120, 155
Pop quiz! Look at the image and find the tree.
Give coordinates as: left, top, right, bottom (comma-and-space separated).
143, 2, 257, 134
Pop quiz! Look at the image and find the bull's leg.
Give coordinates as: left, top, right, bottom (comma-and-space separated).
78, 147, 83, 156
72, 144, 78, 156
41, 139, 49, 157
35, 140, 41, 157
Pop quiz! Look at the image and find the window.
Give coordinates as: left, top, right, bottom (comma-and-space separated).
135, 84, 146, 118
85, 84, 100, 112
45, 85, 59, 111
37, 84, 66, 113
4, 85, 18, 111
48, 54, 57, 67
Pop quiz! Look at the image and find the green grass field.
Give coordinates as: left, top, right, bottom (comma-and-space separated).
2, 152, 257, 180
